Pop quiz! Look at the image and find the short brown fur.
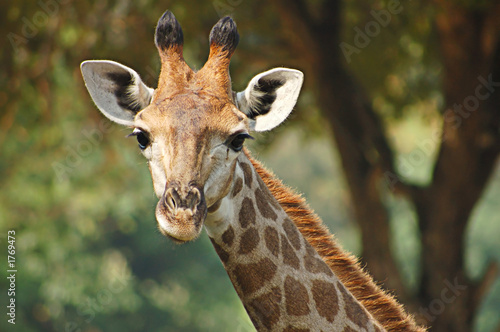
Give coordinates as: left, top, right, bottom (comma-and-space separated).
245, 149, 426, 332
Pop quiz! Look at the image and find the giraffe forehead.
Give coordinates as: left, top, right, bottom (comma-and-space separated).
137, 94, 245, 136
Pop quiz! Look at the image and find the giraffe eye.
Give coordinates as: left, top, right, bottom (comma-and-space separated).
136, 132, 150, 149
129, 128, 150, 150
228, 133, 253, 152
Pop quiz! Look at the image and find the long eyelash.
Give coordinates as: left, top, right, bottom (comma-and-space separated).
126, 128, 144, 138
230, 132, 254, 141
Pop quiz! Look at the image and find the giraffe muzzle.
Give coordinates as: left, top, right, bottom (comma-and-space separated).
155, 184, 208, 243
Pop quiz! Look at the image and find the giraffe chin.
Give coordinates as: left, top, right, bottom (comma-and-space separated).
155, 201, 207, 243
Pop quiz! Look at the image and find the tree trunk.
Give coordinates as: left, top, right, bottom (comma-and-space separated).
273, 0, 500, 331
274, 0, 409, 304
412, 2, 500, 331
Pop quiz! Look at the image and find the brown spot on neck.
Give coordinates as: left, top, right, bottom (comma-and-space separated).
221, 226, 235, 247
303, 241, 334, 277
239, 197, 256, 228
264, 226, 280, 257
240, 161, 253, 188
231, 177, 243, 198
247, 287, 282, 330
255, 187, 278, 220
311, 280, 339, 323
232, 258, 277, 296
207, 199, 222, 213
238, 227, 260, 255
284, 276, 310, 316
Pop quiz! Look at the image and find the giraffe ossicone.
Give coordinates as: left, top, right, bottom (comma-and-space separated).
81, 10, 426, 332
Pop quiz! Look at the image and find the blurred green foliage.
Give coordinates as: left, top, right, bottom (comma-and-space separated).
0, 0, 499, 331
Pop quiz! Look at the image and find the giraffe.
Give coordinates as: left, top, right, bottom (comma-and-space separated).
80, 10, 426, 332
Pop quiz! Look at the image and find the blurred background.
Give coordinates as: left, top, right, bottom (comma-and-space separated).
1, 0, 499, 331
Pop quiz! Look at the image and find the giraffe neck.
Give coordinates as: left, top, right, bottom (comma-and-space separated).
246, 152, 426, 332
205, 153, 384, 332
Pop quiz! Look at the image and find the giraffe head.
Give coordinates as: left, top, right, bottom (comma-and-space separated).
81, 11, 303, 243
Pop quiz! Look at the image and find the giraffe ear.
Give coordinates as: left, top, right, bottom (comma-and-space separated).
80, 60, 154, 126
236, 68, 303, 132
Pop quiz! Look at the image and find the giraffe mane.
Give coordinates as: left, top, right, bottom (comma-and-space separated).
245, 150, 426, 332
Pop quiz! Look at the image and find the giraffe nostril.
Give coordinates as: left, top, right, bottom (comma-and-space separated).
168, 196, 176, 209
189, 187, 201, 206
183, 187, 200, 210
164, 187, 180, 211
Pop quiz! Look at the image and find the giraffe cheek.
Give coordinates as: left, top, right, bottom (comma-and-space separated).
204, 160, 236, 207
148, 159, 167, 199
